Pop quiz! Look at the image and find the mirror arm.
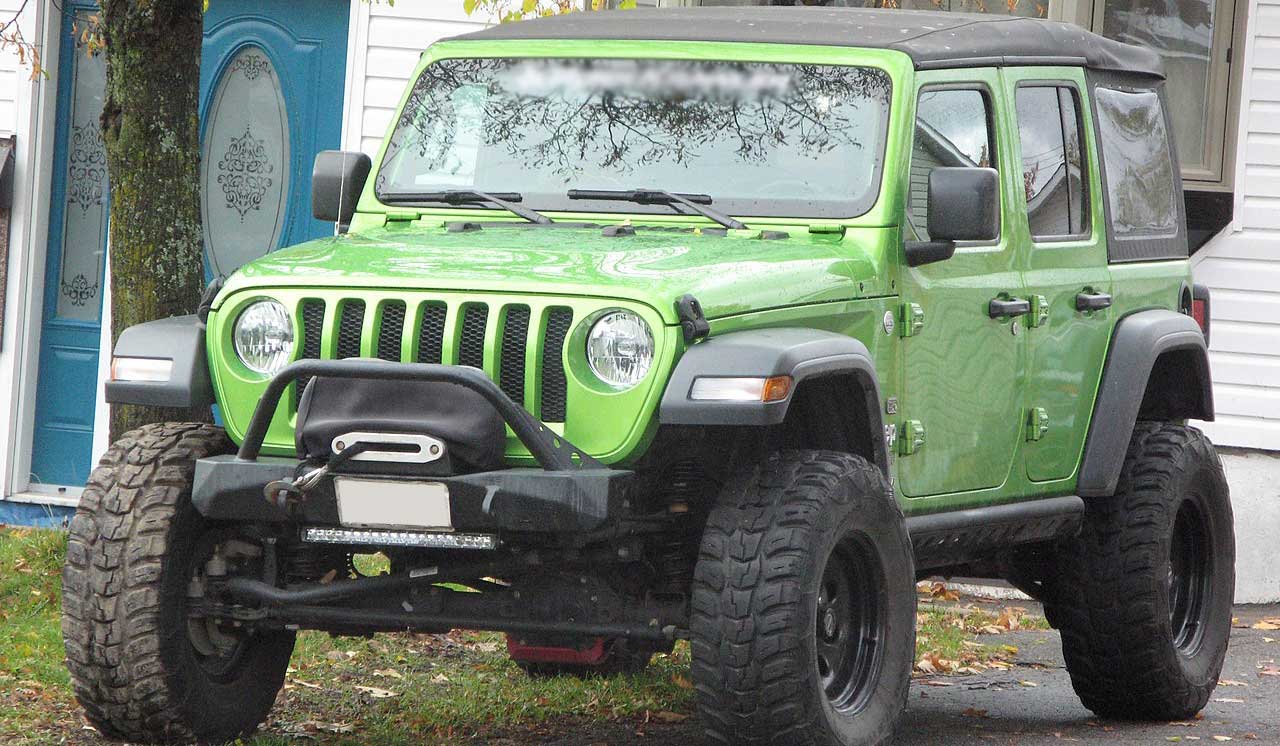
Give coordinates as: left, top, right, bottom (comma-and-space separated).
904, 240, 957, 267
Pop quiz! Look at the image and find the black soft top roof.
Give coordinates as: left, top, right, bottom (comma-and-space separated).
449, 7, 1162, 79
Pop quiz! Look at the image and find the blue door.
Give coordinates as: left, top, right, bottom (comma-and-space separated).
30, 0, 350, 491
29, 0, 110, 491
200, 0, 350, 277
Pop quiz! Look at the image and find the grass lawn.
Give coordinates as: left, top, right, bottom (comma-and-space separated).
0, 527, 1046, 745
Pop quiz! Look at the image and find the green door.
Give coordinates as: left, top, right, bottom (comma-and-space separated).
896, 71, 1029, 500
1003, 68, 1114, 484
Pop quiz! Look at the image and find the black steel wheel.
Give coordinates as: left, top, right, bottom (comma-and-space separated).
1168, 499, 1212, 655
691, 450, 914, 746
1056, 421, 1234, 721
817, 536, 886, 716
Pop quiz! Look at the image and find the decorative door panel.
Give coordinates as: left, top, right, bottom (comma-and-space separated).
202, 46, 291, 276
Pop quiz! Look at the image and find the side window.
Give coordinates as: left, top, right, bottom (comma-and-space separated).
1094, 87, 1179, 241
909, 88, 995, 241
1014, 85, 1089, 240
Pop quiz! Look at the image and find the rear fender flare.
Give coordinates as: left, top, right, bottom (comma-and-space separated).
1077, 309, 1213, 497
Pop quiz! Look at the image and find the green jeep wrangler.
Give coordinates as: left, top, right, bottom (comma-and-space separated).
62, 7, 1233, 746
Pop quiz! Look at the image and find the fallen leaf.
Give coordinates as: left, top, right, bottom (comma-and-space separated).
290, 679, 323, 690
651, 711, 689, 723
373, 668, 404, 679
1250, 621, 1280, 631
920, 679, 955, 687
962, 707, 989, 719
353, 685, 399, 698
1214, 698, 1244, 703
431, 673, 450, 684
1020, 680, 1039, 687
1258, 666, 1280, 677
1213, 737, 1232, 742
1218, 680, 1249, 687
1264, 638, 1276, 644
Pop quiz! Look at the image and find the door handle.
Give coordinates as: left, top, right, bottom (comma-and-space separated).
1075, 291, 1113, 312
988, 297, 1031, 319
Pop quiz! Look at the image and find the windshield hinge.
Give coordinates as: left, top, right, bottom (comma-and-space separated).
808, 223, 846, 236
675, 294, 710, 343
384, 210, 420, 225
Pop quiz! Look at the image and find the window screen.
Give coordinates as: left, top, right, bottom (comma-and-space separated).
1015, 86, 1089, 240
909, 88, 994, 241
1094, 87, 1178, 240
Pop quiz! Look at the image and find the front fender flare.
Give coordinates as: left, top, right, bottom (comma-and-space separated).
1077, 309, 1213, 497
658, 327, 887, 472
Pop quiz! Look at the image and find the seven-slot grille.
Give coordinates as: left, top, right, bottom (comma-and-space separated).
295, 299, 574, 423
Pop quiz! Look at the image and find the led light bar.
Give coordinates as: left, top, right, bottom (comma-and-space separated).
303, 527, 498, 550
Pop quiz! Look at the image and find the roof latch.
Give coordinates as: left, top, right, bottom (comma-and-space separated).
675, 294, 710, 343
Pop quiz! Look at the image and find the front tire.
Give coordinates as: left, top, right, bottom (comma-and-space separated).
690, 450, 914, 746
61, 423, 296, 744
1056, 422, 1234, 720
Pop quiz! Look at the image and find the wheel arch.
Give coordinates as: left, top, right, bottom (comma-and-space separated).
1077, 309, 1213, 497
658, 328, 888, 475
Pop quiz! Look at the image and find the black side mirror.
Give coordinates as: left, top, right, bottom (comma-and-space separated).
312, 150, 372, 232
905, 167, 1000, 267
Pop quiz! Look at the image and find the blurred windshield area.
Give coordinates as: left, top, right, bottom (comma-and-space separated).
376, 57, 892, 219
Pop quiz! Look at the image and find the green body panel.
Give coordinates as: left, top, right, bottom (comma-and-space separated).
202, 36, 1195, 513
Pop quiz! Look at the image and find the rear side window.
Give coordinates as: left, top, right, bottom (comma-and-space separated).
909, 88, 995, 241
1094, 87, 1179, 241
1015, 86, 1089, 240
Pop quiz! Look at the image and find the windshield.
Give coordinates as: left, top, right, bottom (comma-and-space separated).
376, 57, 892, 220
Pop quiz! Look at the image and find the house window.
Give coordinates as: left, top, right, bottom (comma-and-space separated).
1096, 0, 1235, 183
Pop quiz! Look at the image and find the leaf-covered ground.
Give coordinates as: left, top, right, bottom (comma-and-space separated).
0, 527, 1053, 745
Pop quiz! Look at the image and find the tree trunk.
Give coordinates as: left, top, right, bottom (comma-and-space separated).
100, 0, 209, 440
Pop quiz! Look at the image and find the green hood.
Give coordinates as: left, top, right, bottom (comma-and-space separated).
215, 223, 895, 323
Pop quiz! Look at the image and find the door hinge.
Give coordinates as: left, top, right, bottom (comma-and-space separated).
1028, 294, 1050, 328
899, 419, 925, 456
899, 302, 925, 338
1026, 407, 1049, 442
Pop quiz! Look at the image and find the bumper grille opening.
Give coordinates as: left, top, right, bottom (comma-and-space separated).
541, 307, 573, 423
459, 304, 488, 369
377, 301, 406, 362
499, 306, 531, 406
416, 303, 447, 364
337, 301, 366, 359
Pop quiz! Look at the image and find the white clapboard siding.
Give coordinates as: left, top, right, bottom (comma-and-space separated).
347, 2, 491, 155
1190, 0, 1280, 452
0, 1, 33, 137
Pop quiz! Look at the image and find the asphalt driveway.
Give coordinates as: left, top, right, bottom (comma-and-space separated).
479, 601, 1280, 746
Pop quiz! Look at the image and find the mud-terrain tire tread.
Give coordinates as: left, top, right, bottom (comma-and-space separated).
690, 450, 914, 746
1055, 421, 1233, 721
61, 422, 292, 744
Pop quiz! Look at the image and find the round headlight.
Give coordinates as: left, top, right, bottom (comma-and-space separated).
234, 300, 294, 376
586, 311, 654, 389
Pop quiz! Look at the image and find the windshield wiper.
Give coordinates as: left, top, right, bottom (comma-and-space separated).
567, 189, 748, 230
383, 189, 552, 225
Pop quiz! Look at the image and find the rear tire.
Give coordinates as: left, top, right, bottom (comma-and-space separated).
690, 450, 914, 746
61, 423, 295, 744
1056, 421, 1234, 720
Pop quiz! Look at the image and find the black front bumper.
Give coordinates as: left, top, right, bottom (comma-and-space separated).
192, 456, 633, 533
193, 359, 632, 534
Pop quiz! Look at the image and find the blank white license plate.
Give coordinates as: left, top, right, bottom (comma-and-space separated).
334, 478, 452, 530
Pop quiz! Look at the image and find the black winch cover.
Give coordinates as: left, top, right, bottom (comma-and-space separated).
295, 376, 506, 475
